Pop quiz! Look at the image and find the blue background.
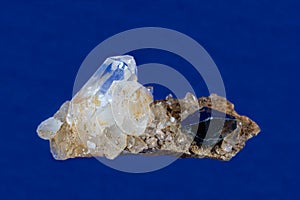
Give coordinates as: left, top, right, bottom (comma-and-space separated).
1, 0, 299, 199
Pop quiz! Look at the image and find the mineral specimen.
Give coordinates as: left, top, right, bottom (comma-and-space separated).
37, 55, 260, 161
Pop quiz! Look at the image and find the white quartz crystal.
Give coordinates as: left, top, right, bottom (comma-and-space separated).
37, 117, 63, 140
179, 92, 200, 121
37, 55, 153, 159
109, 80, 153, 136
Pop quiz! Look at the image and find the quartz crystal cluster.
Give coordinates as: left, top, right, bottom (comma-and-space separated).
37, 55, 260, 161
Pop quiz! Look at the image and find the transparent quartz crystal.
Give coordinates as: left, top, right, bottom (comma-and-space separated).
37, 55, 153, 159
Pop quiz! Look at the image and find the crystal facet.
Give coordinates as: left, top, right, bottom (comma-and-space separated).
37, 55, 261, 161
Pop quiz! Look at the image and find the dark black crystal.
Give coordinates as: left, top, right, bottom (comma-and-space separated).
181, 107, 237, 147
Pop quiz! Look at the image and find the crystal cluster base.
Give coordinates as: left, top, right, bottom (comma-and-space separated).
37, 55, 260, 161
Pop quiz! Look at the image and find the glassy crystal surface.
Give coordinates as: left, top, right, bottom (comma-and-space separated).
37, 55, 153, 159
37, 55, 261, 161
181, 107, 237, 147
